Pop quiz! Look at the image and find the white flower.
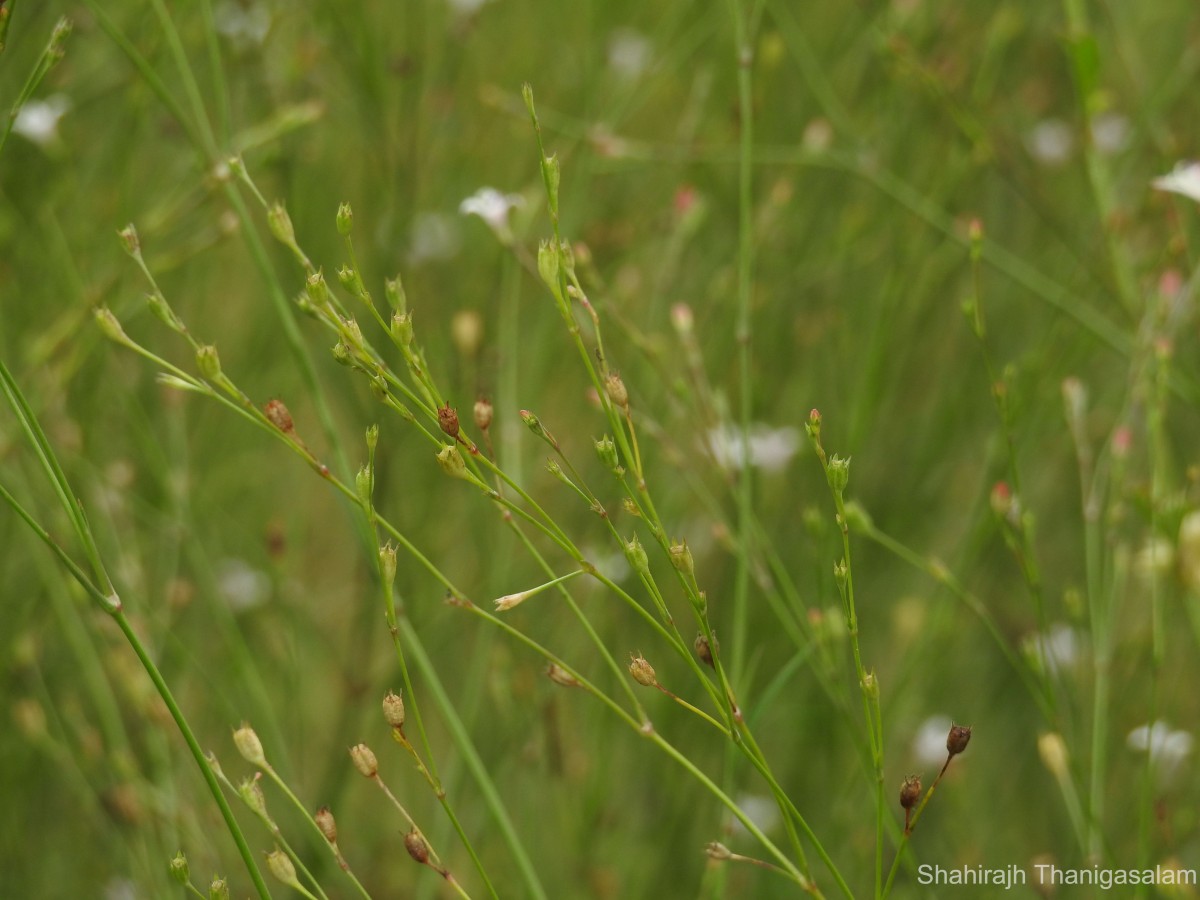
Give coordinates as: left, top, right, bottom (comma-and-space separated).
214, 0, 270, 48
458, 187, 523, 238
217, 558, 271, 612
729, 792, 780, 837
1025, 118, 1074, 166
1128, 721, 1193, 783
912, 715, 954, 768
446, 0, 488, 13
1090, 112, 1129, 156
408, 211, 461, 263
1024, 623, 1081, 675
1153, 162, 1200, 204
607, 29, 653, 82
705, 424, 800, 473
12, 95, 70, 148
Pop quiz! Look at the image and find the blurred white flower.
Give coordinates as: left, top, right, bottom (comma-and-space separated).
1090, 112, 1129, 156
607, 28, 653, 82
214, 0, 270, 47
705, 424, 800, 473
1025, 623, 1081, 675
447, 0, 489, 13
1025, 118, 1073, 166
217, 558, 271, 612
1153, 162, 1200, 204
730, 792, 780, 837
912, 715, 954, 768
408, 211, 461, 263
459, 187, 523, 239
1128, 721, 1193, 783
12, 95, 70, 148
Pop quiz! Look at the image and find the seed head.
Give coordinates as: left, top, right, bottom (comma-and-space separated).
545, 664, 581, 688
438, 405, 460, 439
694, 632, 716, 668
604, 372, 629, 410
629, 653, 657, 687
473, 398, 493, 431
264, 399, 294, 433
315, 806, 338, 844
946, 723, 972, 757
349, 743, 378, 778
899, 774, 921, 810
208, 877, 230, 900
382, 691, 406, 730
265, 848, 299, 887
404, 830, 431, 865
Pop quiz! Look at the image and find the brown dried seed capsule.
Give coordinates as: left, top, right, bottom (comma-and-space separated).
899, 774, 921, 810
382, 691, 406, 730
947, 724, 972, 757
694, 633, 715, 668
437, 405, 460, 438
264, 399, 294, 433
349, 743, 378, 777
404, 830, 430, 865
315, 807, 338, 844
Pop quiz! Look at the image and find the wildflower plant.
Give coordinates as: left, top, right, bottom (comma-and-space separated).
4, 1, 1200, 898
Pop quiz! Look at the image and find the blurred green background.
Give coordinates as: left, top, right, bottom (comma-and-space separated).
2, 1, 1199, 897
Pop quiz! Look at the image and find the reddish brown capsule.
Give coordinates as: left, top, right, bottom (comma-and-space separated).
947, 724, 972, 757
404, 831, 430, 865
437, 405, 460, 439
264, 399, 294, 433
899, 774, 921, 810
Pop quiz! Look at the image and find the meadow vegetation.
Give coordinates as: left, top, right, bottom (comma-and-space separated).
2, 1, 1199, 897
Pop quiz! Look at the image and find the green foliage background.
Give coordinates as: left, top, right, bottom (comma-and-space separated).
2, 1, 1199, 897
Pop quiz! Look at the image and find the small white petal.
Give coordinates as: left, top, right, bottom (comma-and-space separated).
13, 95, 70, 147
1025, 119, 1074, 166
1153, 162, 1200, 204
912, 715, 954, 768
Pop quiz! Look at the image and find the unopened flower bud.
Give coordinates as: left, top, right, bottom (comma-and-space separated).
238, 776, 268, 817
349, 743, 378, 778
196, 345, 223, 381
94, 307, 132, 344
118, 223, 140, 256
265, 848, 299, 887
306, 271, 330, 307
826, 455, 850, 494
366, 424, 379, 453
385, 276, 407, 312
233, 723, 267, 768
382, 691, 406, 730
337, 265, 356, 290
391, 312, 413, 346
169, 852, 189, 885
315, 806, 338, 844
668, 540, 694, 578
267, 203, 295, 246
209, 877, 230, 900
436, 444, 468, 480
537, 240, 560, 293
629, 653, 656, 687
379, 544, 397, 589
623, 536, 649, 576
594, 436, 622, 474
336, 202, 353, 236
946, 723, 972, 757
356, 465, 373, 509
